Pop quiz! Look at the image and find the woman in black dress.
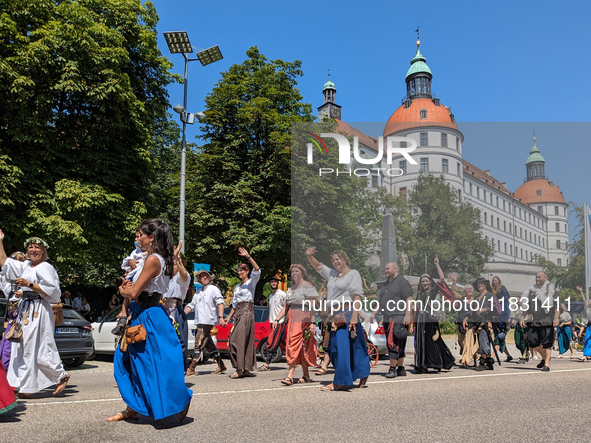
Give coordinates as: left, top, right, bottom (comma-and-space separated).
410, 257, 455, 373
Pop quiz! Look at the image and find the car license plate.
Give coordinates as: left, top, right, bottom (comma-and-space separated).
56, 327, 78, 334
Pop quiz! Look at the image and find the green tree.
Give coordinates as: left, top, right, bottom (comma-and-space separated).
0, 0, 179, 285
185, 47, 313, 280
408, 173, 493, 280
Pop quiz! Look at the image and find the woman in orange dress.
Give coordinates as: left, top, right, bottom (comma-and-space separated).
275, 264, 319, 385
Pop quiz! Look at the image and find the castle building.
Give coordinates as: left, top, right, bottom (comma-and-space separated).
319, 39, 569, 292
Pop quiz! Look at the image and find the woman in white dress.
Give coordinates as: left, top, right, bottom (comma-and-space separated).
0, 230, 70, 398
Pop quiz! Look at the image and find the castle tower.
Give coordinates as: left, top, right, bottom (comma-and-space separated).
317, 74, 342, 120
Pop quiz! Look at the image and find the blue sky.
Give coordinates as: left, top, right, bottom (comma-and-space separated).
151, 0, 590, 239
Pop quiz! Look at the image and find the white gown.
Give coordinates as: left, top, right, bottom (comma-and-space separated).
4, 259, 67, 393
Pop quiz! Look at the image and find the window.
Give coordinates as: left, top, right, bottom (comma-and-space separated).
536, 190, 542, 196
399, 160, 407, 174
456, 138, 459, 151
503, 200, 506, 211
477, 187, 480, 199
420, 158, 429, 172
400, 187, 407, 200
529, 232, 532, 242
371, 175, 378, 188
496, 196, 499, 207
420, 109, 427, 119
556, 240, 561, 249
457, 162, 461, 176
504, 243, 507, 254
520, 228, 523, 238
510, 245, 513, 256
497, 217, 500, 229
565, 224, 567, 233
469, 183, 473, 195
498, 240, 501, 251
537, 206, 543, 214
484, 212, 487, 224
557, 258, 562, 267
400, 141, 407, 148
555, 222, 559, 232
442, 159, 448, 173
441, 133, 448, 147
555, 206, 559, 215
458, 189, 461, 200
509, 223, 512, 233
543, 238, 545, 247
521, 249, 523, 259
420, 133, 428, 146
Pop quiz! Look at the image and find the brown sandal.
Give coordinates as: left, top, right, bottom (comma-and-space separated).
53, 373, 70, 395
281, 377, 294, 386
358, 376, 368, 388
107, 408, 139, 422
315, 368, 327, 376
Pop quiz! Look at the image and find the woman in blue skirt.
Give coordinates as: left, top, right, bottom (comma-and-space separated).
307, 247, 370, 391
108, 219, 192, 422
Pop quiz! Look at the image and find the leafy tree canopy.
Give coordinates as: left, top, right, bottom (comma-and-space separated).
0, 0, 179, 285
185, 47, 313, 280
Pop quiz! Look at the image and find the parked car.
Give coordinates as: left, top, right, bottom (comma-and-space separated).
0, 299, 94, 367
92, 304, 278, 362
215, 306, 280, 363
91, 305, 197, 359
360, 311, 388, 356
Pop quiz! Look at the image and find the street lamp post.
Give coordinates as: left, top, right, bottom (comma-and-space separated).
163, 31, 223, 253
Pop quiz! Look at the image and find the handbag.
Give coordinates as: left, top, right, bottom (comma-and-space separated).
6, 322, 22, 343
125, 325, 147, 344
332, 312, 347, 329
52, 303, 64, 326
210, 326, 219, 336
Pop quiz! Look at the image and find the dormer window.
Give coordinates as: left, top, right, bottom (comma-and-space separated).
420, 109, 427, 120
536, 189, 541, 196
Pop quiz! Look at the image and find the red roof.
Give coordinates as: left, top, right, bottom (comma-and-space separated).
336, 120, 378, 151
514, 179, 566, 204
383, 98, 458, 136
463, 160, 513, 196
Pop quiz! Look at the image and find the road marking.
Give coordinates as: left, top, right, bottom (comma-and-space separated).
23, 366, 591, 405
22, 398, 122, 406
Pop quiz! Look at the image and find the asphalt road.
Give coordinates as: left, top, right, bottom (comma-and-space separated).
3, 341, 591, 443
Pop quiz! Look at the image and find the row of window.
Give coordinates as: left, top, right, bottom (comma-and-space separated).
403, 158, 461, 176
467, 181, 544, 229
483, 212, 546, 247
488, 236, 535, 261
416, 132, 460, 151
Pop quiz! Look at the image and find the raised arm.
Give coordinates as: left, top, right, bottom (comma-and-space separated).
306, 247, 323, 272
238, 247, 259, 272
0, 230, 7, 267
174, 241, 188, 281
434, 257, 445, 281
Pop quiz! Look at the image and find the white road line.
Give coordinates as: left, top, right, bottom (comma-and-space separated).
23, 366, 591, 405
23, 397, 123, 406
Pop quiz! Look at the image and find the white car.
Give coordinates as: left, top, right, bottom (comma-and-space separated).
91, 305, 200, 359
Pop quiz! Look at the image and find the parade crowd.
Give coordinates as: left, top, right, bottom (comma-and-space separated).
1, 220, 591, 421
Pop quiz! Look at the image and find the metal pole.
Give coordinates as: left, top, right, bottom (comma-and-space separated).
179, 54, 188, 253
